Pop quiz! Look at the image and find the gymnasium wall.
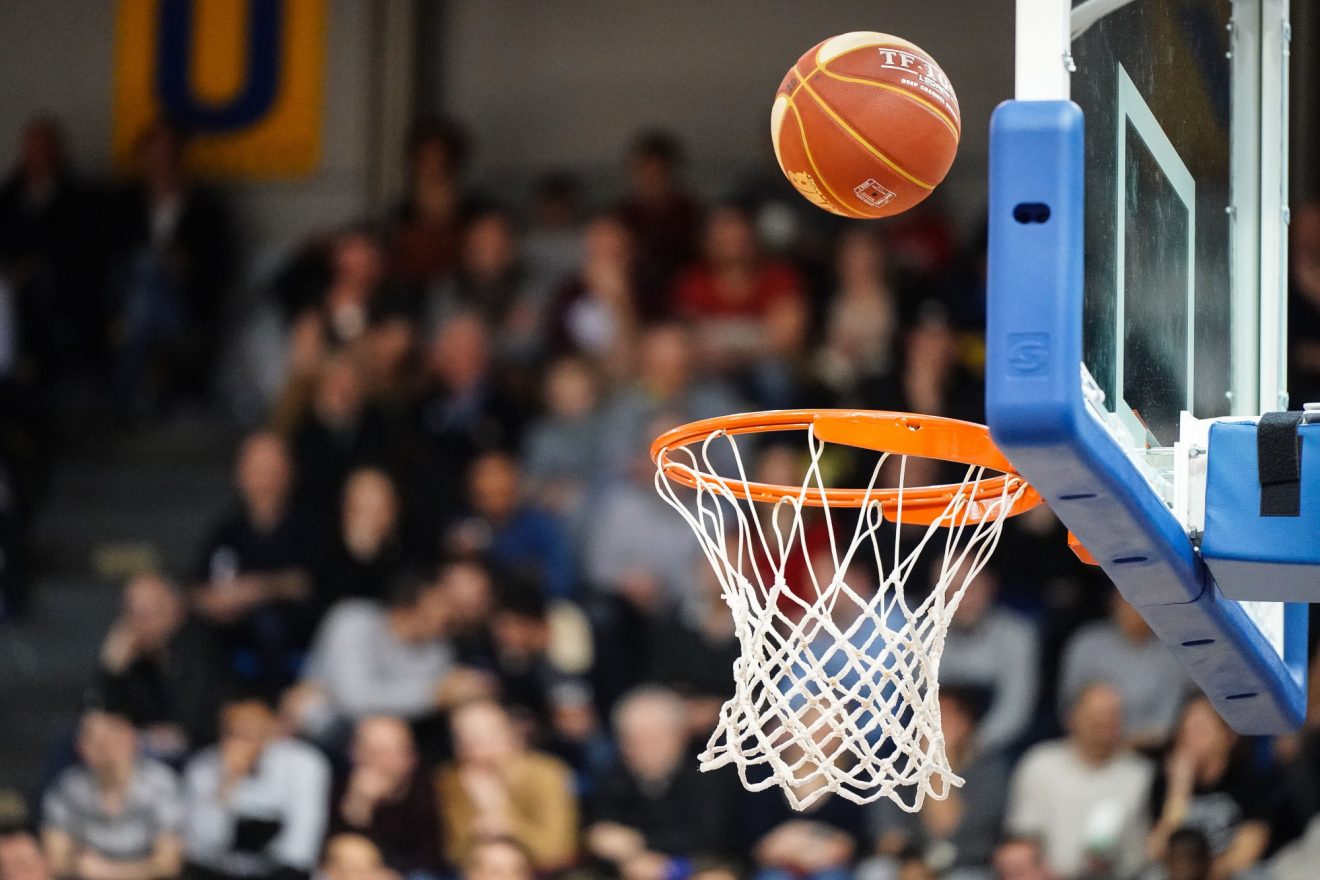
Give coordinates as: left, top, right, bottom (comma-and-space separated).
0, 0, 384, 275
427, 0, 1018, 229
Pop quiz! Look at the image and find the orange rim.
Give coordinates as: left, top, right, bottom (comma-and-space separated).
651, 409, 1041, 525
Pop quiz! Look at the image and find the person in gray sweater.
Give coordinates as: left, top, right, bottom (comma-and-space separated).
287, 570, 495, 740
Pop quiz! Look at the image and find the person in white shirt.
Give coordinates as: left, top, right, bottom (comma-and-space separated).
1005, 683, 1153, 878
183, 699, 330, 880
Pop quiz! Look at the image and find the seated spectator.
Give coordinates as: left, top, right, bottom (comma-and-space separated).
293, 570, 494, 740
105, 118, 234, 413
1059, 590, 1190, 748
521, 357, 602, 535
312, 468, 410, 607
672, 202, 808, 403
390, 116, 469, 287
742, 715, 870, 880
870, 310, 984, 422
191, 432, 316, 697
587, 687, 736, 875
427, 207, 544, 363
595, 322, 742, 482
285, 354, 397, 514
409, 312, 524, 521
317, 835, 392, 880
647, 556, 738, 736
814, 227, 902, 406
0, 115, 97, 386
1289, 200, 1320, 406
990, 836, 1054, 880
1005, 683, 1152, 878
182, 698, 330, 880
522, 173, 584, 293
285, 228, 415, 382
329, 717, 441, 878
460, 837, 533, 880
487, 577, 581, 737
547, 212, 641, 380
1146, 697, 1271, 877
434, 557, 497, 664
435, 700, 578, 872
872, 688, 1009, 874
41, 705, 183, 880
1, 828, 54, 880
938, 565, 1038, 753
98, 573, 222, 758
447, 452, 575, 600
617, 130, 701, 316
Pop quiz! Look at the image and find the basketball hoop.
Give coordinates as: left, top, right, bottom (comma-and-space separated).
652, 410, 1040, 811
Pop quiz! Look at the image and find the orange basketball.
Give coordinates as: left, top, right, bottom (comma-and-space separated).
771, 32, 961, 219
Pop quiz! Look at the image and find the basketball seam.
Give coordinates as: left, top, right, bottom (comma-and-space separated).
797, 80, 936, 191
785, 96, 866, 218
816, 67, 961, 139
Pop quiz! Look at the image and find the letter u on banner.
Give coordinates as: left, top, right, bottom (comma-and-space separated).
113, 0, 326, 179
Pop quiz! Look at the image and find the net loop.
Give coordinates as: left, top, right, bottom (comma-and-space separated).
652, 411, 1033, 812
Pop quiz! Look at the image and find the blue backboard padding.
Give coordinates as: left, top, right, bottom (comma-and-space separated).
1204, 421, 1320, 604
985, 100, 1306, 733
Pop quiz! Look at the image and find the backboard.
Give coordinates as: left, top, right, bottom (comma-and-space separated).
987, 0, 1305, 732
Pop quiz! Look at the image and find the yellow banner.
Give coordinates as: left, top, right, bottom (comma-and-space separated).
113, 0, 326, 179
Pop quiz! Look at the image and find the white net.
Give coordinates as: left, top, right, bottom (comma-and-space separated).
654, 422, 1029, 812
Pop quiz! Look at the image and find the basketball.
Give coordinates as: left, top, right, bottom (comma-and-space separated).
771, 32, 961, 219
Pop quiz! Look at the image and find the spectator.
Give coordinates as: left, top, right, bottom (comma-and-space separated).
1058, 590, 1190, 748
548, 212, 640, 379
329, 717, 442, 878
991, 837, 1055, 880
434, 557, 497, 664
285, 229, 416, 385
814, 227, 901, 404
673, 202, 809, 404
41, 706, 184, 880
617, 131, 701, 316
391, 116, 469, 286
410, 312, 523, 522
1146, 697, 1271, 877
293, 570, 494, 740
584, 417, 700, 613
105, 119, 234, 413
285, 354, 397, 514
595, 322, 742, 482
0, 829, 53, 880
447, 452, 575, 600
587, 687, 737, 875
938, 565, 1038, 753
312, 468, 410, 607
1005, 683, 1152, 878
872, 688, 1009, 874
647, 556, 739, 736
521, 356, 602, 534
191, 432, 315, 696
98, 573, 222, 758
522, 173, 584, 293
487, 578, 581, 737
435, 700, 578, 871
460, 837, 533, 880
742, 715, 870, 880
0, 115, 97, 384
317, 835, 391, 880
425, 207, 534, 338
182, 699, 330, 880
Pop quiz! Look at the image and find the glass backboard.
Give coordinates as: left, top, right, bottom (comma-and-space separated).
987, 0, 1302, 733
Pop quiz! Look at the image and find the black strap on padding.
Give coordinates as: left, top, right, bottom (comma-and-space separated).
1259, 411, 1304, 517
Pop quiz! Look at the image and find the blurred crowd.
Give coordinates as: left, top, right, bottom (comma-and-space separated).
6, 111, 1320, 880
